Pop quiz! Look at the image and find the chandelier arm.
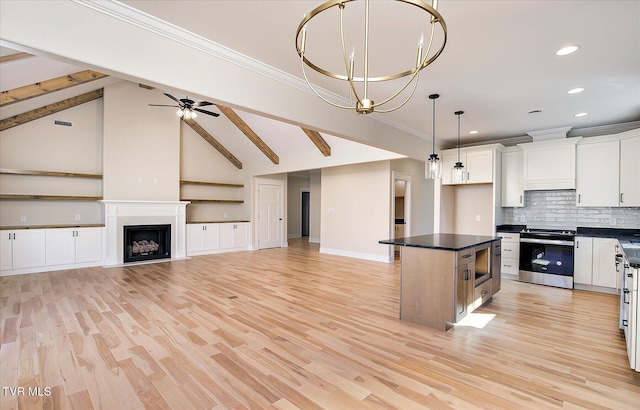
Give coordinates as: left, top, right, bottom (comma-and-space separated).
300, 54, 354, 110
373, 73, 420, 113
339, 3, 363, 105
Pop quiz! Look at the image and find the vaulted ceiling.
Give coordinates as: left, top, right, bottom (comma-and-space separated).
1, 0, 639, 164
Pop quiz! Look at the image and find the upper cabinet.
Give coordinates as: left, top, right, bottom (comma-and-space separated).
501, 148, 524, 207
441, 146, 501, 186
576, 131, 640, 207
518, 138, 581, 191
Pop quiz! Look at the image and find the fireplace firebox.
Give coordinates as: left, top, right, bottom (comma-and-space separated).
123, 224, 171, 263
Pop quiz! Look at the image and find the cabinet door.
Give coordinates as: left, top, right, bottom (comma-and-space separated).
12, 229, 46, 269
75, 228, 103, 264
46, 229, 76, 266
574, 237, 593, 285
455, 263, 474, 322
219, 224, 234, 249
491, 241, 501, 293
466, 150, 493, 184
620, 136, 640, 206
203, 224, 220, 250
592, 238, 619, 289
576, 141, 620, 207
186, 224, 205, 253
0, 231, 12, 271
501, 150, 524, 207
234, 223, 249, 248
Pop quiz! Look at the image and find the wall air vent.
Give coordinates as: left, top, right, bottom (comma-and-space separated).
54, 120, 72, 127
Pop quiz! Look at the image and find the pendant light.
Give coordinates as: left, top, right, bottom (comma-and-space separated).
452, 110, 466, 183
426, 93, 442, 179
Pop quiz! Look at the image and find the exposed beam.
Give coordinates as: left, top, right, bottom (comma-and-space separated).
183, 118, 243, 169
0, 70, 108, 107
301, 128, 331, 157
0, 89, 103, 132
217, 105, 279, 165
0, 52, 33, 63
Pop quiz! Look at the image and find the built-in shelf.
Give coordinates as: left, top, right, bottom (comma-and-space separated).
0, 168, 103, 179
180, 180, 243, 188
0, 194, 103, 201
181, 199, 244, 204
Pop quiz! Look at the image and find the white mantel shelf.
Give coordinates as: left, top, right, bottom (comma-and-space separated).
101, 200, 189, 266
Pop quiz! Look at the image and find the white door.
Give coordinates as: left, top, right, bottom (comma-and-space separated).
258, 184, 282, 249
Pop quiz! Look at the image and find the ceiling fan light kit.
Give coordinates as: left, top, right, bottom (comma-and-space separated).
296, 0, 447, 115
149, 93, 220, 119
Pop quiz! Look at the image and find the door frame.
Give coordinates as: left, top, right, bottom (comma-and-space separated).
253, 177, 286, 250
391, 171, 412, 259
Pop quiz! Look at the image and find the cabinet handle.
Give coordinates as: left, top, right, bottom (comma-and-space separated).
578, 194, 581, 203
504, 264, 511, 268
620, 193, 624, 203
462, 253, 472, 259
13, 233, 16, 240
481, 290, 489, 296
576, 240, 579, 249
519, 194, 523, 204
623, 289, 630, 304
623, 319, 628, 327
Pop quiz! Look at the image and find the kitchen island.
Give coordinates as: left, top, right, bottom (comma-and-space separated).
380, 234, 502, 331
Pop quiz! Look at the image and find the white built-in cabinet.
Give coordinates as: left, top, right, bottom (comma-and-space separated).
441, 148, 494, 185
574, 236, 620, 291
497, 232, 520, 276
187, 222, 249, 256
45, 227, 103, 266
501, 148, 525, 207
0, 229, 46, 271
518, 138, 581, 191
1, 227, 103, 275
576, 133, 640, 207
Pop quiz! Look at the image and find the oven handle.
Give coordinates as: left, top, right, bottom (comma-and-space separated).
520, 238, 574, 246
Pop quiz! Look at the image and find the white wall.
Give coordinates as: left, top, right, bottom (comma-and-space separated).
451, 184, 494, 235
320, 161, 391, 262
309, 171, 321, 243
103, 82, 180, 201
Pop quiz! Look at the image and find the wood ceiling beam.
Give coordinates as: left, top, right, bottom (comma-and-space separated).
0, 52, 34, 63
217, 105, 279, 165
0, 70, 108, 107
183, 118, 243, 170
301, 128, 331, 157
0, 89, 104, 132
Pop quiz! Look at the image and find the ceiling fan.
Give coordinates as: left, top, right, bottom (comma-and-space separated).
149, 93, 220, 119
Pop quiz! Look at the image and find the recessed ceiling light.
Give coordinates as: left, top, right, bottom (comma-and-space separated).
469, 130, 479, 134
574, 112, 588, 117
556, 45, 579, 56
568, 87, 584, 94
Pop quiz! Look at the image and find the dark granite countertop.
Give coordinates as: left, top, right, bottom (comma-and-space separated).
496, 224, 526, 233
379, 233, 500, 252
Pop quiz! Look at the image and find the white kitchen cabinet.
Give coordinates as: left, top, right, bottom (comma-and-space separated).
497, 232, 519, 276
186, 223, 220, 254
441, 148, 494, 185
45, 227, 103, 266
576, 141, 620, 207
574, 236, 619, 291
519, 138, 580, 190
220, 222, 249, 249
0, 229, 46, 271
501, 149, 525, 207
620, 135, 640, 206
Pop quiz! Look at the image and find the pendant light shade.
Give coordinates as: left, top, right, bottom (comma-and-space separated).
452, 110, 466, 183
426, 93, 442, 179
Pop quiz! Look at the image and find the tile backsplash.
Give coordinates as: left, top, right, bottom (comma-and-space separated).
502, 190, 640, 230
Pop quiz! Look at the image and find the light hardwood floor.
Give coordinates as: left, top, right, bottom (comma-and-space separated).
1, 238, 639, 409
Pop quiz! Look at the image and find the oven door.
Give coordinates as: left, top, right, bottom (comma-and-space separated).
519, 238, 574, 277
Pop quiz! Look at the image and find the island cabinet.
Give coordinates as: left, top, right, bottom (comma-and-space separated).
383, 234, 501, 331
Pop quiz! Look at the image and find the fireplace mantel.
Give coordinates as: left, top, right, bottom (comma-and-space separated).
101, 200, 189, 266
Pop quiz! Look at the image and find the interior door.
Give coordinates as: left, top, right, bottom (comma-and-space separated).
258, 184, 282, 249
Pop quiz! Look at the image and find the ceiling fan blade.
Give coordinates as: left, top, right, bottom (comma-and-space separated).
194, 108, 220, 117
195, 101, 214, 107
149, 104, 179, 107
163, 93, 180, 103
180, 98, 195, 105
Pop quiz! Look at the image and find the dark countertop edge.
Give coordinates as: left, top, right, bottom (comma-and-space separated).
1, 224, 105, 230
379, 235, 500, 252
496, 224, 526, 233
576, 227, 640, 240
187, 220, 250, 224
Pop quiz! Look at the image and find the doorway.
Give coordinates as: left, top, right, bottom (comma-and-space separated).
391, 172, 412, 260
301, 190, 310, 237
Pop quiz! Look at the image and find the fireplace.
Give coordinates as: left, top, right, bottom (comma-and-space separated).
123, 224, 171, 263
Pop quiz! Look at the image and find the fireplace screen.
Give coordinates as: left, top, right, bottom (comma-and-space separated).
123, 224, 171, 263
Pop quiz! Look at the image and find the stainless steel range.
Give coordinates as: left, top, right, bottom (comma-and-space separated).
519, 228, 576, 289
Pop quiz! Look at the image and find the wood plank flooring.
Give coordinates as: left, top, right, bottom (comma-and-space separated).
1, 238, 639, 409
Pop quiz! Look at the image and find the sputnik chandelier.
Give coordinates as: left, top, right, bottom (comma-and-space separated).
296, 0, 447, 114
